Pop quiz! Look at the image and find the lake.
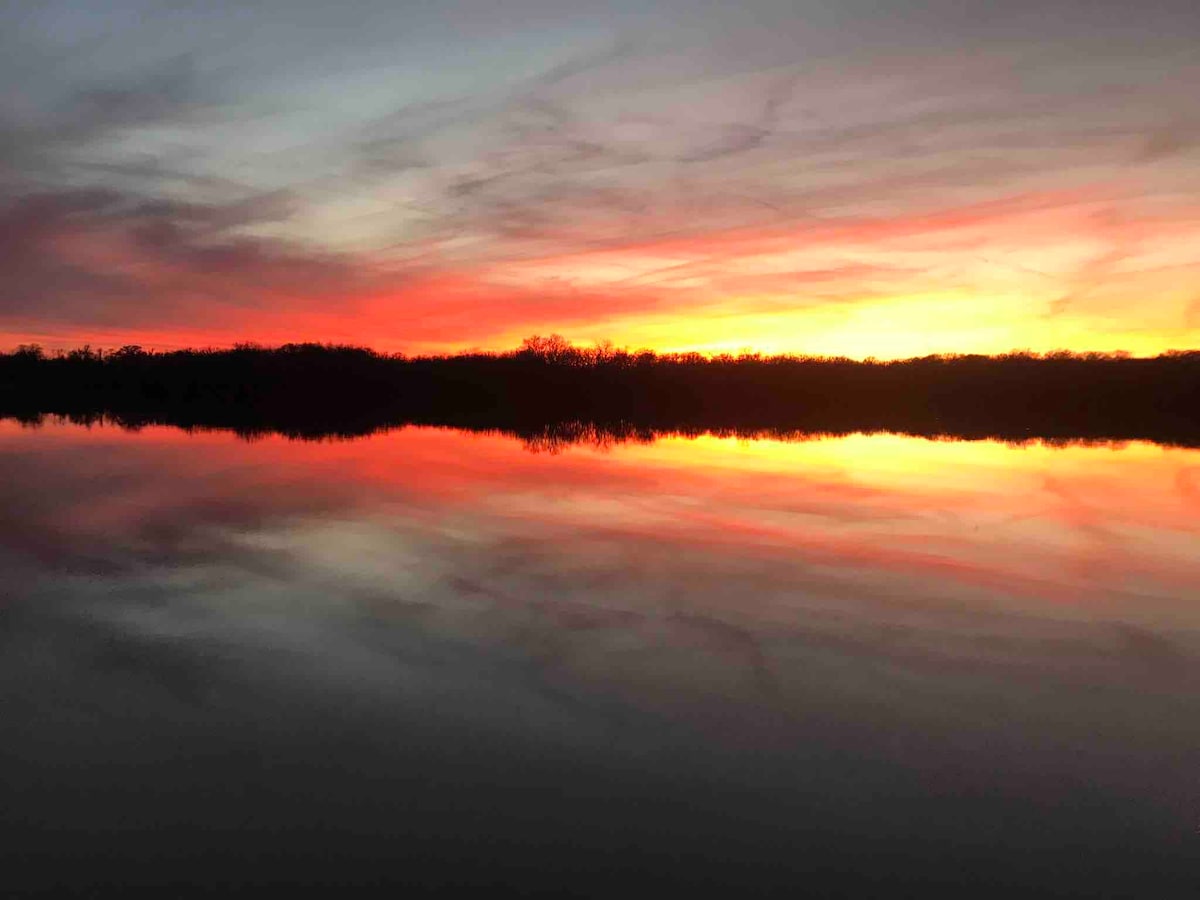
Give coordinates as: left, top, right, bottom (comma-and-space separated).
2, 419, 1198, 896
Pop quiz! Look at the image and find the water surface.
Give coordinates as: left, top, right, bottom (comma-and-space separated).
2, 421, 1198, 896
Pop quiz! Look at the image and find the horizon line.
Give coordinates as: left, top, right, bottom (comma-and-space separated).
7, 337, 1200, 365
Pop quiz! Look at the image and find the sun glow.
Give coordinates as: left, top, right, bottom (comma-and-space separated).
489, 292, 1196, 361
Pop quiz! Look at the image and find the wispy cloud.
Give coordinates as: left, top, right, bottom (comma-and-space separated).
1, 1, 1199, 352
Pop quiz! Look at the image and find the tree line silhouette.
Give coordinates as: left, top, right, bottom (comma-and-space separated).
2, 337, 1199, 447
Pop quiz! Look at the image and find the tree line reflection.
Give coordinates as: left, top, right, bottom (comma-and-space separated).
4, 410, 1191, 455
2, 339, 1198, 448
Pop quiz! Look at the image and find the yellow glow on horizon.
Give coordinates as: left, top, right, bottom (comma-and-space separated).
487, 288, 1199, 360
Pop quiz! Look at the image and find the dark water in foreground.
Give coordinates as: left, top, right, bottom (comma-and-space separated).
2, 421, 1199, 897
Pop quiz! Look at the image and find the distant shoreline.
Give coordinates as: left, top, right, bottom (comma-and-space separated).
3, 341, 1199, 447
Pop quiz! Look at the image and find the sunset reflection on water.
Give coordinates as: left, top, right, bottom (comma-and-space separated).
2, 420, 1198, 895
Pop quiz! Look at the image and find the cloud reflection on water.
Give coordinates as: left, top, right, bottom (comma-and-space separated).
1, 421, 1198, 893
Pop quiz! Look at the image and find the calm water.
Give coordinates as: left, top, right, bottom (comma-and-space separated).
2, 421, 1199, 896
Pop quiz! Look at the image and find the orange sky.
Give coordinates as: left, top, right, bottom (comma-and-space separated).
3, 2, 1199, 358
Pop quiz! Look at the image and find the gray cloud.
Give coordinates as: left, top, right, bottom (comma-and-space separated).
1, 1, 1199, 343
0, 187, 362, 327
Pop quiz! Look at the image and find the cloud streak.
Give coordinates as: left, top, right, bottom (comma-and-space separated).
1, 1, 1199, 354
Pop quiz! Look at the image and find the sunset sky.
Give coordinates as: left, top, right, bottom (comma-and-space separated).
3, 1, 1199, 358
